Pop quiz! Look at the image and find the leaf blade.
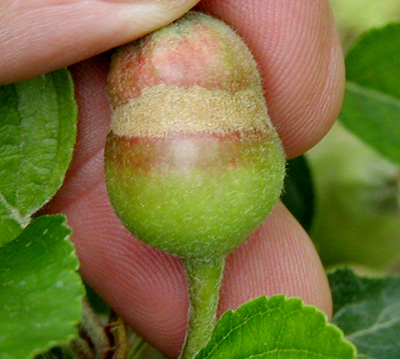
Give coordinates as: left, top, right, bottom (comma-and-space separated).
0, 69, 77, 244
340, 81, 400, 164
345, 23, 400, 98
340, 23, 400, 165
329, 268, 400, 359
196, 295, 356, 359
0, 215, 84, 359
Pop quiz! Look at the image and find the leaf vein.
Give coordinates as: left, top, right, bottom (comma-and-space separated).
346, 317, 400, 341
201, 304, 325, 359
0, 191, 27, 226
246, 347, 337, 359
201, 308, 280, 359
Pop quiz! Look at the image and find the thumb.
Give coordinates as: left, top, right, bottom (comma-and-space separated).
0, 0, 200, 85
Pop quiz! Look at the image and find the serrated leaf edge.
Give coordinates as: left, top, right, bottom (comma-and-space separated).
42, 214, 81, 272
17, 215, 84, 359
197, 295, 357, 359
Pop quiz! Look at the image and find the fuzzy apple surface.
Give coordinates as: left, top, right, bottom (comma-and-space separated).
106, 131, 283, 260
104, 12, 285, 260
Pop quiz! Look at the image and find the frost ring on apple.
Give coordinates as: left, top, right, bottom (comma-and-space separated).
105, 12, 285, 261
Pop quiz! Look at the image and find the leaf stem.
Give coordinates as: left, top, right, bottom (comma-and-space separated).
180, 257, 225, 359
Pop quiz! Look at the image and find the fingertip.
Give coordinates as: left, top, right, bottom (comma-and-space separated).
197, 0, 345, 157
220, 203, 332, 319
0, 0, 200, 84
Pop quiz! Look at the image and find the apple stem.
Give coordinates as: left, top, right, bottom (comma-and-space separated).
180, 256, 225, 359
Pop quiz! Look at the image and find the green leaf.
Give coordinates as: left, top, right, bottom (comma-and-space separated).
341, 82, 400, 164
0, 215, 85, 359
0, 218, 24, 248
329, 267, 400, 359
281, 155, 314, 231
0, 69, 77, 244
340, 23, 400, 165
84, 282, 110, 316
195, 295, 356, 359
35, 346, 75, 359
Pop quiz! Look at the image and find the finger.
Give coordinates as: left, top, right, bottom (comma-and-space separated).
0, 0, 199, 85
45, 53, 330, 357
196, 0, 345, 158
219, 203, 331, 319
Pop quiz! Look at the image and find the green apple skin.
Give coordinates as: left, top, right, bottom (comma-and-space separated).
308, 123, 400, 270
105, 131, 284, 260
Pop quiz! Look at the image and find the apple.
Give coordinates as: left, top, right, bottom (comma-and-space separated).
307, 123, 400, 271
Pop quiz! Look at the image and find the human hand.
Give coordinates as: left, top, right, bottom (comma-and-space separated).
0, 0, 345, 357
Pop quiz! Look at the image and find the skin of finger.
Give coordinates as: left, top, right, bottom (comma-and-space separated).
219, 203, 331, 319
196, 0, 345, 158
44, 52, 332, 358
0, 0, 200, 85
